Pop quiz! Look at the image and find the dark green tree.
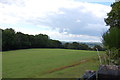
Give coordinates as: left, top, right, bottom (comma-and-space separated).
2, 28, 93, 51
0, 29, 2, 51
63, 42, 91, 50
2, 28, 16, 50
71, 42, 80, 50
48, 39, 62, 48
34, 34, 49, 48
63, 43, 70, 49
102, 1, 120, 65
93, 45, 103, 51
15, 32, 31, 49
79, 43, 91, 50
102, 28, 120, 49
105, 1, 120, 28
103, 2, 120, 49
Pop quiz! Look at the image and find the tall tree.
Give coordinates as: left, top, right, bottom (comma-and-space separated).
2, 28, 16, 50
34, 34, 49, 48
15, 32, 31, 49
102, 1, 120, 65
105, 1, 120, 28
0, 29, 2, 51
103, 2, 120, 49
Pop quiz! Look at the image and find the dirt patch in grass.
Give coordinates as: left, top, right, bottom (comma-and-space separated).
47, 59, 92, 73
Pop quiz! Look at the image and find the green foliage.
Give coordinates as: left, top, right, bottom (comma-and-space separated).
102, 1, 120, 65
0, 29, 2, 51
34, 34, 49, 48
102, 28, 120, 49
48, 39, 63, 48
105, 2, 120, 28
2, 28, 93, 51
15, 32, 31, 49
2, 28, 16, 50
93, 45, 104, 51
101, 48, 120, 65
103, 2, 120, 49
64, 42, 92, 50
2, 28, 62, 51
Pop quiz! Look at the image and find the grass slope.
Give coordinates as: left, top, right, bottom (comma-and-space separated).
3, 49, 102, 78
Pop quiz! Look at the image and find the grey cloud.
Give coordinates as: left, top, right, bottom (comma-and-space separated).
27, 7, 108, 36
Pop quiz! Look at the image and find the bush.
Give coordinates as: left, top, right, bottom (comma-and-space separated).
103, 48, 120, 65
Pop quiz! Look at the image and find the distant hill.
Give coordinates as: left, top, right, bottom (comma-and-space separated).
61, 41, 103, 48
79, 42, 103, 48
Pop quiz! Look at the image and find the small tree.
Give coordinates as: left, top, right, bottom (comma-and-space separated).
93, 45, 103, 51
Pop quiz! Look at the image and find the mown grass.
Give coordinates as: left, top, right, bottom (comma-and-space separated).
0, 52, 2, 78
2, 49, 103, 78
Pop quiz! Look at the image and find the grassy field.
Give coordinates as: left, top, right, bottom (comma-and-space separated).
0, 52, 2, 78
2, 49, 103, 78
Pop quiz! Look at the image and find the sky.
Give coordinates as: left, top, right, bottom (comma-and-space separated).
0, 0, 115, 42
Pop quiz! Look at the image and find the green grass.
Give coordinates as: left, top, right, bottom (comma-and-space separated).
0, 52, 2, 79
2, 49, 103, 78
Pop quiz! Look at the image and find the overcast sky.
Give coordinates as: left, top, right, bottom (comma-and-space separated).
0, 0, 115, 42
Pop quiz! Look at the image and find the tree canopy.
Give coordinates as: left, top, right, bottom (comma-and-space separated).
102, 1, 120, 65
2, 28, 62, 51
2, 28, 103, 51
105, 2, 120, 29
0, 28, 97, 51
103, 1, 120, 49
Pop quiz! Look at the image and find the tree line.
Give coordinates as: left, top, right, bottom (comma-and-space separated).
1, 28, 103, 51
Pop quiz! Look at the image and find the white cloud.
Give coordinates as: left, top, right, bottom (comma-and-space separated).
0, 0, 111, 24
0, 0, 82, 24
74, 0, 114, 2
39, 29, 100, 42
0, 0, 112, 42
